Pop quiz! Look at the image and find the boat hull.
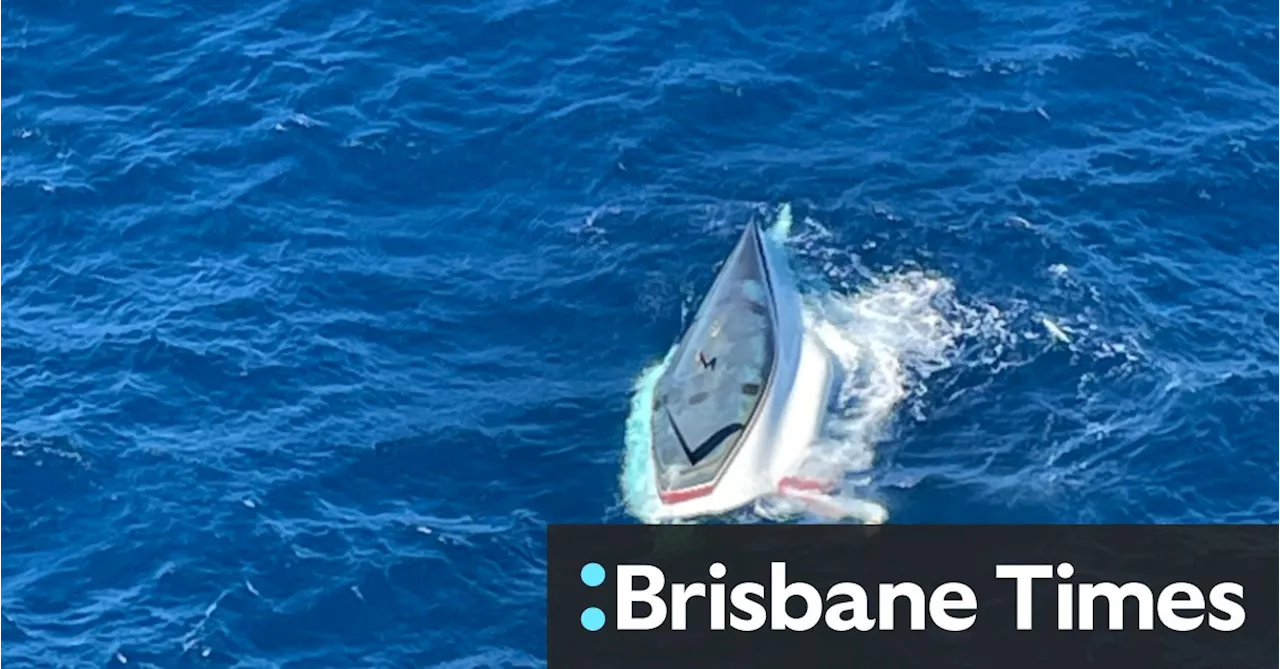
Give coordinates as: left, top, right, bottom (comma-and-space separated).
647, 222, 838, 521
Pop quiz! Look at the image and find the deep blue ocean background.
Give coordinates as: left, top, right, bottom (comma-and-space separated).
3, 0, 1277, 665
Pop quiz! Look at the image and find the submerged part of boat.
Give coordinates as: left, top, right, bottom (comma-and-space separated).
646, 217, 840, 521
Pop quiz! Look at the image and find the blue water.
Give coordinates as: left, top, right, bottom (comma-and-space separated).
3, 0, 1277, 665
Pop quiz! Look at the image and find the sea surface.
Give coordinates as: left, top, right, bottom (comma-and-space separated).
3, 0, 1277, 665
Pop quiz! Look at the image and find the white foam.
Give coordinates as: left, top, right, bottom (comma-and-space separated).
788, 270, 967, 524
619, 350, 673, 523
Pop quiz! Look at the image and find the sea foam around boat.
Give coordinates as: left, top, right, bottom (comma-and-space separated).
620, 206, 983, 524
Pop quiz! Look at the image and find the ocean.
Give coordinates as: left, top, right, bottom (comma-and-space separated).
2, 0, 1277, 665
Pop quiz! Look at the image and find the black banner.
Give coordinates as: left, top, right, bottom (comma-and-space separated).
547, 524, 1277, 668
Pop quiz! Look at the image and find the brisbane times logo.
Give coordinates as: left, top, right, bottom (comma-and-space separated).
572, 561, 1248, 633
550, 526, 1275, 669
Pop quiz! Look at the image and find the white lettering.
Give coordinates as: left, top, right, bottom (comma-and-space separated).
729, 581, 767, 631
670, 582, 705, 631
1156, 582, 1204, 632
879, 583, 927, 630
770, 562, 822, 631
1208, 582, 1245, 631
929, 583, 977, 632
823, 583, 875, 632
1079, 582, 1153, 630
996, 564, 1053, 630
617, 565, 666, 630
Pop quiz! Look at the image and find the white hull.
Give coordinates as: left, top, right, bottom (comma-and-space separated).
648, 223, 838, 521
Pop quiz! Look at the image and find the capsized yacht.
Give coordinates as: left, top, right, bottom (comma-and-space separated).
647, 218, 841, 521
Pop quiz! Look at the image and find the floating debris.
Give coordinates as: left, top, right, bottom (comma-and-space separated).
1042, 317, 1072, 343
